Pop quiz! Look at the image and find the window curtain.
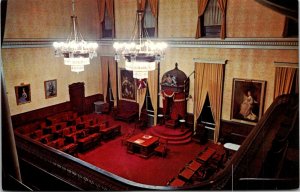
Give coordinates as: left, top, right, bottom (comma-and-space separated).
101, 57, 109, 102
195, 0, 226, 39
148, 69, 158, 125
207, 64, 224, 143
194, 63, 225, 143
148, 0, 158, 37
137, 0, 147, 12
217, 0, 227, 39
193, 63, 209, 131
108, 57, 117, 106
138, 0, 158, 37
98, 0, 115, 37
274, 67, 298, 99
204, 0, 222, 26
137, 88, 147, 119
195, 0, 209, 38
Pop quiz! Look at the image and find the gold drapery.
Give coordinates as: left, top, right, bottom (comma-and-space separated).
217, 0, 227, 39
101, 56, 117, 106
207, 64, 224, 143
108, 57, 117, 106
274, 67, 298, 99
137, 88, 147, 118
98, 0, 115, 37
195, 0, 209, 38
148, 69, 158, 125
137, 0, 158, 37
101, 57, 109, 102
194, 62, 225, 143
195, 0, 227, 39
194, 63, 209, 132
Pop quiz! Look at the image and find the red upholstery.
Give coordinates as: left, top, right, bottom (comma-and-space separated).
154, 139, 168, 157
38, 134, 55, 144
15, 121, 42, 135
28, 129, 43, 139
77, 133, 101, 152
113, 100, 138, 123
165, 119, 179, 128
47, 138, 78, 156
46, 111, 77, 125
100, 124, 121, 140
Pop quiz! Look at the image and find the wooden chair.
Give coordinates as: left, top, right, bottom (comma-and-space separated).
154, 138, 168, 157
136, 110, 148, 129
210, 152, 225, 170
121, 126, 136, 146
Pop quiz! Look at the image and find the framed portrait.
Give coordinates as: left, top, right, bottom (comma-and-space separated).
44, 79, 57, 99
119, 69, 136, 101
230, 78, 266, 125
15, 84, 31, 105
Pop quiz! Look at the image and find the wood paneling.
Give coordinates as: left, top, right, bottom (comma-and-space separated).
69, 82, 85, 116
220, 120, 254, 144
84, 94, 104, 114
11, 94, 103, 128
11, 102, 72, 128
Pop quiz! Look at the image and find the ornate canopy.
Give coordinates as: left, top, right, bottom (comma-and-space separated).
161, 62, 188, 93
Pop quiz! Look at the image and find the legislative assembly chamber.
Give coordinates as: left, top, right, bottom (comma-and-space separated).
1, 0, 299, 191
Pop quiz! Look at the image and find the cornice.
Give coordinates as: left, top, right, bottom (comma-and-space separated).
2, 37, 298, 50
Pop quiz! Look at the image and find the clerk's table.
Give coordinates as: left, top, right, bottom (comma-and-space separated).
126, 133, 159, 158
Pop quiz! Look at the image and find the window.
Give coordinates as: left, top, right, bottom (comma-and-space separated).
198, 95, 215, 140
102, 8, 112, 38
142, 1, 156, 37
202, 0, 222, 37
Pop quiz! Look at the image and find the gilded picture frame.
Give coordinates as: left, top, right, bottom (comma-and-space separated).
15, 84, 31, 105
119, 68, 136, 101
44, 79, 57, 99
230, 78, 266, 125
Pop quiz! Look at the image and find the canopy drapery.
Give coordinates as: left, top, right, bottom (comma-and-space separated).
161, 90, 186, 120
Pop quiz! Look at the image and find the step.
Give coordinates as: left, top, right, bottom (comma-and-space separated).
150, 129, 192, 141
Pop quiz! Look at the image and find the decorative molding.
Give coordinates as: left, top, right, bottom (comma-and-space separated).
2, 38, 298, 50
193, 58, 227, 64
274, 61, 299, 68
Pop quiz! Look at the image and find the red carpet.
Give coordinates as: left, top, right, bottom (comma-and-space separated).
77, 114, 220, 186
150, 125, 193, 144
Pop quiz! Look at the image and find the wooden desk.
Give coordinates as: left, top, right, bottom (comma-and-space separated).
126, 133, 159, 158
197, 147, 216, 163
187, 160, 202, 172
179, 167, 195, 181
168, 177, 185, 187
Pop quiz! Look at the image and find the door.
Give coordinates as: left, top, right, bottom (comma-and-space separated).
69, 82, 85, 115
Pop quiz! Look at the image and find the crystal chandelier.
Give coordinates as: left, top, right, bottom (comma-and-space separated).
53, 0, 98, 73
113, 10, 167, 79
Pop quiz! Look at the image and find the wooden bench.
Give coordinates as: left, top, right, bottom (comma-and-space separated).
100, 124, 121, 140
77, 132, 101, 152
